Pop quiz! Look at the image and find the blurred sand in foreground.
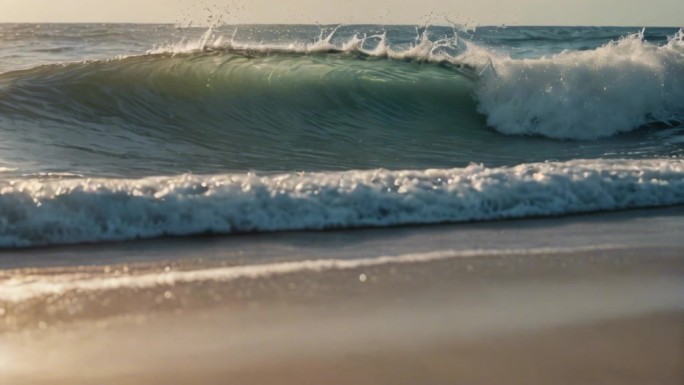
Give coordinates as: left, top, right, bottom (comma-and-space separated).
1, 207, 683, 384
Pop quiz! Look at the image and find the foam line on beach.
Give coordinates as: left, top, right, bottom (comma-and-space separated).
0, 244, 625, 302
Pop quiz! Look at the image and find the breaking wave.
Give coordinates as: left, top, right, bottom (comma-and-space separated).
0, 27, 682, 145
0, 158, 683, 248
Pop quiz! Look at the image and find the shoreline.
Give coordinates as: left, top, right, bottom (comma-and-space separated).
2, 204, 683, 270
2, 257, 683, 384
1, 206, 683, 384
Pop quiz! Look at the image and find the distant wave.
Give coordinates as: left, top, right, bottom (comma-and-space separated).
0, 158, 683, 248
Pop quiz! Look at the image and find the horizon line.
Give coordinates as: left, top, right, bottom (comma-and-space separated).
0, 21, 681, 29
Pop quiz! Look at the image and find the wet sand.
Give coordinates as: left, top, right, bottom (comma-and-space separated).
1, 207, 683, 384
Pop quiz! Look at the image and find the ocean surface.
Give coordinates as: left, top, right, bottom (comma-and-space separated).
0, 23, 683, 248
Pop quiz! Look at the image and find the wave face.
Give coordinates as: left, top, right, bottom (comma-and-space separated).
0, 50, 485, 175
0, 24, 683, 247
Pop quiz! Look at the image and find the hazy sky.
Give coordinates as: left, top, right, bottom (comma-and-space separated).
0, 0, 682, 26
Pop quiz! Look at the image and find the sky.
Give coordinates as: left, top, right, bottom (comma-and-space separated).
0, 0, 682, 26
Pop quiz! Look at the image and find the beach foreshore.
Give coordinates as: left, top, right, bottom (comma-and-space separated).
1, 207, 683, 384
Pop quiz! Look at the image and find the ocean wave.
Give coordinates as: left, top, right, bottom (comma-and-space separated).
149, 26, 684, 139
0, 45, 477, 123
1, 27, 682, 145
0, 158, 682, 248
0, 45, 488, 175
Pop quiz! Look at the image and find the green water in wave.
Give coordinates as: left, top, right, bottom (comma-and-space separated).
0, 50, 681, 177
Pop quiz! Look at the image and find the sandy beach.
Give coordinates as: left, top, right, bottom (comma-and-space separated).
1, 207, 683, 384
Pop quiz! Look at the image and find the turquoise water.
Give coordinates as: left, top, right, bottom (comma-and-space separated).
0, 24, 682, 247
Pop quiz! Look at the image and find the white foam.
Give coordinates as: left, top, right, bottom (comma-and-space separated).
477, 29, 684, 139
0, 158, 683, 248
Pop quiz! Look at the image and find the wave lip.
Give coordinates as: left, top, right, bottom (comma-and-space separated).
0, 158, 683, 248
